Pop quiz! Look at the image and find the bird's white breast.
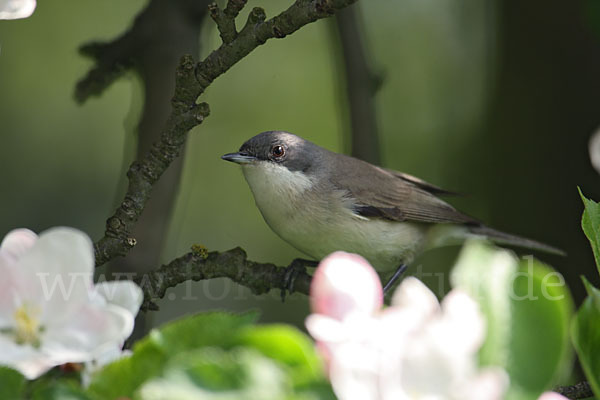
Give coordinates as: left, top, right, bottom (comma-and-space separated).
241, 162, 428, 272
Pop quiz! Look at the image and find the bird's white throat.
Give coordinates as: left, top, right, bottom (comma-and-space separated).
242, 161, 314, 202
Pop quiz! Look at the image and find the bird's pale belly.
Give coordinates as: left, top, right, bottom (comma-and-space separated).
242, 163, 429, 271
273, 213, 428, 272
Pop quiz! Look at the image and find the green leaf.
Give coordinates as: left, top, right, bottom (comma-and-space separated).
572, 278, 600, 398
32, 382, 91, 400
86, 338, 165, 400
236, 324, 324, 387
135, 347, 333, 400
0, 367, 25, 399
135, 348, 290, 400
507, 256, 573, 396
87, 311, 332, 399
150, 311, 259, 353
582, 275, 600, 312
451, 240, 516, 367
579, 188, 600, 276
87, 312, 258, 399
452, 240, 574, 400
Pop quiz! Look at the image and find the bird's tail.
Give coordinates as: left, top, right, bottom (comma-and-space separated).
468, 225, 566, 256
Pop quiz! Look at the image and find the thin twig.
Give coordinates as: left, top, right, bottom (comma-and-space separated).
209, 0, 247, 43
193, 0, 360, 95
92, 0, 359, 267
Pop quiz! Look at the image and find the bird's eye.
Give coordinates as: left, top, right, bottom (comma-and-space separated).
271, 145, 285, 158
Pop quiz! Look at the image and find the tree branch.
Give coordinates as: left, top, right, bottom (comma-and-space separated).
75, 0, 210, 103
208, 0, 247, 44
92, 0, 359, 267
333, 4, 382, 164
193, 0, 359, 96
75, 41, 134, 103
134, 247, 313, 311
94, 56, 210, 266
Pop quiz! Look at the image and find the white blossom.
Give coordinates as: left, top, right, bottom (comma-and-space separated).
0, 0, 36, 20
0, 227, 142, 379
306, 251, 508, 400
589, 126, 600, 175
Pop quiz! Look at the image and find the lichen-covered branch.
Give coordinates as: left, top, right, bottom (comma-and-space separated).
93, 0, 358, 267
554, 381, 594, 400
134, 247, 313, 311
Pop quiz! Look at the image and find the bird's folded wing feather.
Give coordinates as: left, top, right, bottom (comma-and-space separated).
384, 169, 460, 196
329, 155, 478, 225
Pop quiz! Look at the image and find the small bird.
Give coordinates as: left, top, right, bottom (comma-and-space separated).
222, 131, 563, 291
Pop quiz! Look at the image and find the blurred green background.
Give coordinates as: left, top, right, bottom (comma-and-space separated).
1, 0, 599, 329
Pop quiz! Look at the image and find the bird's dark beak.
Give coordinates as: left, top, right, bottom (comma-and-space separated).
221, 152, 256, 164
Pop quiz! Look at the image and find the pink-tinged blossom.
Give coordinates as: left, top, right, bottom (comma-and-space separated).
0, 227, 142, 379
306, 251, 508, 400
537, 393, 569, 400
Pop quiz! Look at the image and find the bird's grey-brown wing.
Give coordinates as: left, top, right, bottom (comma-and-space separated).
384, 169, 460, 196
329, 154, 478, 225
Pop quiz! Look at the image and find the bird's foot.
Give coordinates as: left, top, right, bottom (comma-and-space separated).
281, 258, 319, 302
382, 264, 407, 294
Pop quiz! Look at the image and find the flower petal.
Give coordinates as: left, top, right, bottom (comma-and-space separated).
0, 228, 37, 321
463, 368, 509, 400
0, 0, 36, 19
42, 303, 134, 364
0, 255, 18, 325
589, 126, 600, 175
537, 392, 569, 400
327, 339, 386, 400
305, 314, 347, 343
310, 252, 383, 320
0, 228, 37, 262
96, 281, 143, 318
11, 227, 95, 321
391, 277, 440, 318
439, 289, 485, 354
0, 335, 56, 379
0, 301, 134, 379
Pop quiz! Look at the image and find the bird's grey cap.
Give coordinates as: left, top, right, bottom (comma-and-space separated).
221, 131, 323, 173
